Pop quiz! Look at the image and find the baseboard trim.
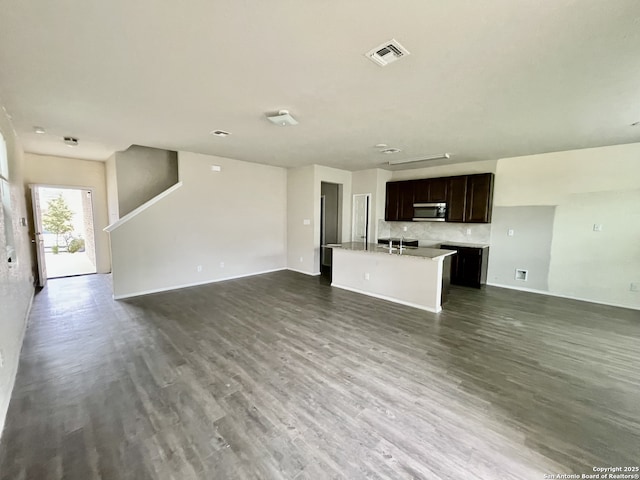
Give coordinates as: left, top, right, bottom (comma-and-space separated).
0, 288, 35, 440
486, 282, 640, 311
113, 268, 287, 300
287, 268, 321, 276
331, 283, 441, 313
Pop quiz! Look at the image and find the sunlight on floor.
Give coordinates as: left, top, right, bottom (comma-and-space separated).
45, 251, 96, 278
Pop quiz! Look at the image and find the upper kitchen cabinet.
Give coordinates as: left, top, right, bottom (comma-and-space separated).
385, 173, 494, 223
414, 177, 448, 203
464, 173, 494, 223
446, 176, 467, 222
385, 180, 415, 221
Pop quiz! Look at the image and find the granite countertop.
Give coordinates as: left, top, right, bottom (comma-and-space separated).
329, 242, 456, 260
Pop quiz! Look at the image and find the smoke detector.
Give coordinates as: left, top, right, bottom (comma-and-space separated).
266, 110, 298, 126
63, 136, 78, 147
365, 39, 410, 67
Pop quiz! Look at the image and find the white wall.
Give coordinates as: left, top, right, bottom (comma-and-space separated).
490, 143, 640, 309
287, 164, 352, 275
287, 165, 315, 274
23, 153, 111, 274
0, 107, 34, 437
105, 154, 119, 224
115, 146, 178, 217
352, 168, 391, 242
391, 159, 498, 181
109, 151, 287, 298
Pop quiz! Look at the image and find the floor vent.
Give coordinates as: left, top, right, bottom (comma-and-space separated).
365, 39, 410, 67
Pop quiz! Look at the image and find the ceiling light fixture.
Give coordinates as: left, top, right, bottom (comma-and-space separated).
33, 126, 46, 134
380, 148, 402, 154
210, 130, 231, 137
63, 136, 78, 147
388, 153, 451, 166
266, 110, 298, 126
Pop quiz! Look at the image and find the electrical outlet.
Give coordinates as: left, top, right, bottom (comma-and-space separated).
196, 265, 202, 273
466, 228, 471, 236
631, 283, 639, 292
507, 229, 514, 237
303, 219, 311, 225
402, 226, 408, 232
364, 272, 370, 281
0, 349, 4, 368
299, 256, 303, 263
219, 262, 224, 269
593, 224, 603, 232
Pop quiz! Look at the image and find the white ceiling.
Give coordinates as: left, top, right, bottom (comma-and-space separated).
1, 0, 639, 170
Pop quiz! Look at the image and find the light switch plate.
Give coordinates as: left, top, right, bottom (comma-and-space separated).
593, 224, 603, 232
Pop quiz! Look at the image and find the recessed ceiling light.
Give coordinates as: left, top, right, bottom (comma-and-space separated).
210, 130, 231, 137
631, 121, 640, 127
33, 126, 46, 134
380, 148, 402, 154
63, 136, 78, 147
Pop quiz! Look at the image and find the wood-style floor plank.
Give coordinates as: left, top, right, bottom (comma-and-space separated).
1, 271, 639, 479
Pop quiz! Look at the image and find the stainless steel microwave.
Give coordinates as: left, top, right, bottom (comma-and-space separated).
413, 202, 447, 222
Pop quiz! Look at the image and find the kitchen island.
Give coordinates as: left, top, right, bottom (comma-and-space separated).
330, 243, 456, 313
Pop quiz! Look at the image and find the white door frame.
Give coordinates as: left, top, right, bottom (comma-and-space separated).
30, 184, 98, 284
352, 193, 371, 243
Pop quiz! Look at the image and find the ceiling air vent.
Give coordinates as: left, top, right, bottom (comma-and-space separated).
365, 39, 410, 67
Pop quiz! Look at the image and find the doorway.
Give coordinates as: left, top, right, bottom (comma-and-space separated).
320, 182, 341, 279
31, 185, 97, 285
352, 193, 370, 243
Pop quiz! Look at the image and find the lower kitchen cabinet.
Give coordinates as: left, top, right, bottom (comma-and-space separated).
440, 244, 489, 288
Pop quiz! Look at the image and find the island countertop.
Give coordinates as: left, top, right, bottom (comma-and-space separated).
329, 242, 457, 261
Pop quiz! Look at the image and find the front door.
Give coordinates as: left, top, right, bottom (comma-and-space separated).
30, 185, 47, 287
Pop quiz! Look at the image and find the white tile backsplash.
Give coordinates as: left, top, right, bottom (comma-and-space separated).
378, 220, 491, 246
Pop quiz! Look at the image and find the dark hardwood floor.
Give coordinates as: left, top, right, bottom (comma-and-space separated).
1, 271, 638, 479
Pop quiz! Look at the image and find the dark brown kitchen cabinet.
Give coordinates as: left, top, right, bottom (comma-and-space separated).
385, 182, 401, 221
465, 173, 494, 223
446, 176, 467, 222
398, 180, 415, 221
441, 245, 489, 288
385, 180, 415, 221
427, 177, 448, 202
414, 178, 448, 203
385, 173, 494, 223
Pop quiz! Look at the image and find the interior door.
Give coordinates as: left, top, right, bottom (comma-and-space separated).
352, 194, 370, 243
30, 185, 47, 287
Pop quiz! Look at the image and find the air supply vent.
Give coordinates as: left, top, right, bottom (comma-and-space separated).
365, 39, 410, 67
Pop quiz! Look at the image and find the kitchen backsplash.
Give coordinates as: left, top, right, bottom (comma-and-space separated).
378, 220, 491, 246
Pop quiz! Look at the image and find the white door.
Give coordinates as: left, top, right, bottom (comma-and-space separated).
352, 194, 370, 243
30, 185, 47, 287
